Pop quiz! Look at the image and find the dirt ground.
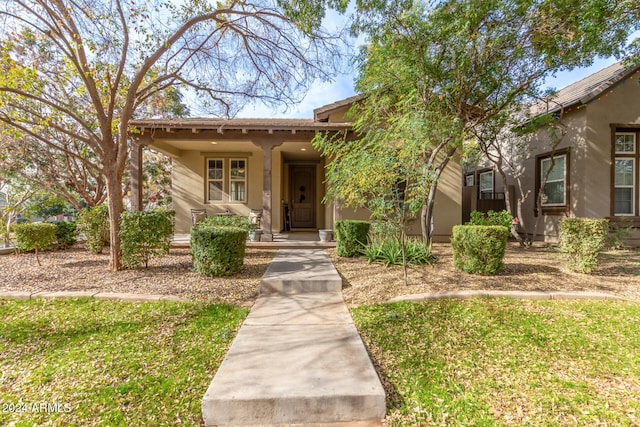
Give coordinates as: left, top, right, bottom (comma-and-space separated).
1, 243, 638, 306
331, 243, 640, 306
0, 245, 276, 306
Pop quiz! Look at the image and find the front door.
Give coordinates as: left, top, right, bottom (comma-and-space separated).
289, 165, 316, 228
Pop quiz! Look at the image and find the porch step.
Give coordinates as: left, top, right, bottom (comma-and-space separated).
260, 249, 343, 294
201, 293, 386, 426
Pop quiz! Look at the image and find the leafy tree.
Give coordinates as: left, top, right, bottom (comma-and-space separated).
318, 0, 639, 244
0, 0, 347, 270
0, 177, 34, 248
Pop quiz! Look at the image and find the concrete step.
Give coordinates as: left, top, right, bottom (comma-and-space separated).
202, 291, 386, 426
260, 249, 342, 294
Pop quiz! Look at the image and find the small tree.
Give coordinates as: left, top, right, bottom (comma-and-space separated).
13, 222, 56, 265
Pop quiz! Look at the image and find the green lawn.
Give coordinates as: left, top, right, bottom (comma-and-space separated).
352, 299, 640, 426
0, 298, 248, 427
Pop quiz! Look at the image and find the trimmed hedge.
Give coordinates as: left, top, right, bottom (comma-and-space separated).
468, 209, 513, 229
451, 225, 510, 275
559, 218, 608, 274
200, 215, 252, 231
190, 226, 248, 276
13, 222, 57, 253
335, 220, 370, 257
52, 221, 77, 249
120, 209, 175, 268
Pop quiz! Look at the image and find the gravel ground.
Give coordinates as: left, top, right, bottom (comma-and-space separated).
331, 243, 640, 306
0, 245, 276, 305
3, 242, 639, 307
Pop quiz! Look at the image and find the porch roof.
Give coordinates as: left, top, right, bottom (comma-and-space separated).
131, 117, 353, 134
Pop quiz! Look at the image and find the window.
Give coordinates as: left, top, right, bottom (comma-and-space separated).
465, 174, 474, 187
207, 158, 248, 203
229, 159, 246, 202
207, 159, 223, 202
479, 170, 493, 199
540, 155, 566, 206
613, 131, 638, 216
535, 148, 570, 215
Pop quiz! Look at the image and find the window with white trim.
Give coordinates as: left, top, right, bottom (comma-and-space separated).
207, 158, 248, 203
613, 131, 637, 216
207, 159, 224, 202
479, 170, 493, 199
229, 159, 247, 202
540, 155, 566, 206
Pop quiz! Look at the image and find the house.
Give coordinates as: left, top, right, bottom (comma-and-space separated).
464, 62, 640, 244
130, 96, 462, 242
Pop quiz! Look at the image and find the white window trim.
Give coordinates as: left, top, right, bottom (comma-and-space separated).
465, 174, 474, 187
540, 154, 566, 207
229, 158, 247, 203
479, 171, 493, 194
207, 158, 224, 202
614, 157, 635, 216
615, 132, 636, 154
206, 158, 248, 203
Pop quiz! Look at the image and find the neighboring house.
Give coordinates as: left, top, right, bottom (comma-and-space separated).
130, 96, 462, 242
464, 62, 640, 244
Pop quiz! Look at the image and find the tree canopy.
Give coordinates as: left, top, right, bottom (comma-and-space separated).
0, 0, 348, 270
316, 0, 640, 242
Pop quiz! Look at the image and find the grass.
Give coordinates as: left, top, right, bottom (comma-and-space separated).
0, 298, 248, 426
352, 299, 640, 426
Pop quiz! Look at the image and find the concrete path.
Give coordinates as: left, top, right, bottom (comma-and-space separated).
201, 249, 386, 427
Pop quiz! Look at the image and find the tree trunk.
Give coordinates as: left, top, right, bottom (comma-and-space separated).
105, 172, 124, 271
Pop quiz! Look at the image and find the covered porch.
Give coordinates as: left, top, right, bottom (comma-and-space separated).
129, 118, 354, 241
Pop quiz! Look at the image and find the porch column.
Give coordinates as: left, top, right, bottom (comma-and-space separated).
130, 141, 144, 211
253, 139, 283, 242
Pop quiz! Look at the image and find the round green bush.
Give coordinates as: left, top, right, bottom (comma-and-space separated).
451, 225, 509, 275
190, 226, 248, 276
52, 221, 77, 249
13, 222, 57, 253
335, 220, 371, 257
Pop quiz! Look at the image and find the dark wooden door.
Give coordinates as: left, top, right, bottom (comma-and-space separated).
289, 165, 315, 228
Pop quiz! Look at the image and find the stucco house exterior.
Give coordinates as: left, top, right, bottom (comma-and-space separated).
130, 96, 462, 242
464, 62, 640, 244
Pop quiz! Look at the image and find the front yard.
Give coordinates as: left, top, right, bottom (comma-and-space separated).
353, 298, 640, 426
1, 242, 639, 426
0, 298, 247, 427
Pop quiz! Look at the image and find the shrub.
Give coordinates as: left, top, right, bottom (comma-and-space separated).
52, 221, 77, 249
200, 215, 253, 231
606, 217, 633, 250
451, 225, 510, 275
468, 209, 513, 229
190, 226, 248, 276
364, 237, 435, 267
13, 222, 57, 265
559, 218, 608, 274
77, 205, 109, 254
120, 209, 175, 268
335, 220, 370, 257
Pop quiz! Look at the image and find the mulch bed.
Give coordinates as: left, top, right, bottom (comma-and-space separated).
331, 243, 640, 306
0, 245, 276, 305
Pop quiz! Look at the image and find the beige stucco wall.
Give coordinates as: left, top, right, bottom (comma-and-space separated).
171, 146, 266, 234
512, 77, 640, 243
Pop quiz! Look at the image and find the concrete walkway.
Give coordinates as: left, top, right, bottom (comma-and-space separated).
201, 249, 386, 427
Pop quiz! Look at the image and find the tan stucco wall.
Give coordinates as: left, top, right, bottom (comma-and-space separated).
513, 77, 640, 242
171, 146, 266, 234
585, 81, 640, 218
